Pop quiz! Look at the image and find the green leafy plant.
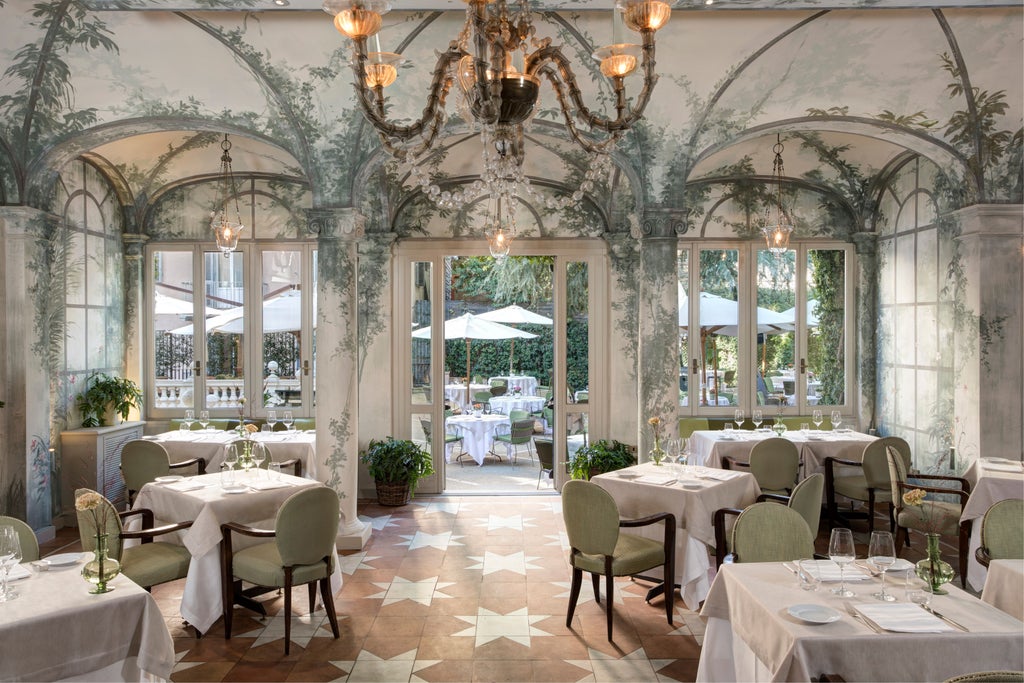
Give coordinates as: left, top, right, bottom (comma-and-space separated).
360, 437, 435, 495
75, 373, 143, 428
569, 439, 636, 480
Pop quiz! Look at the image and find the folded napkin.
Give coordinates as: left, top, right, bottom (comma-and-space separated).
807, 559, 872, 582
700, 469, 741, 481
247, 479, 292, 491
854, 602, 956, 633
160, 431, 199, 442
254, 433, 290, 442
164, 480, 207, 492
637, 474, 677, 486
7, 564, 32, 581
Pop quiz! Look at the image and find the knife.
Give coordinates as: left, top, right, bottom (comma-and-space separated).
922, 604, 968, 631
844, 602, 883, 633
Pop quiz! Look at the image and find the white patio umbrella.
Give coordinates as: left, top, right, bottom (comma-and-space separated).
413, 312, 537, 404
780, 298, 820, 328
476, 304, 552, 373
154, 293, 217, 316
169, 290, 314, 335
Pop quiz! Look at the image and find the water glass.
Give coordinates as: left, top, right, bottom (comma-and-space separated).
269, 462, 282, 480
831, 410, 842, 430
800, 423, 810, 434
261, 423, 273, 433
220, 462, 234, 486
797, 558, 820, 592
179, 423, 190, 432
905, 575, 932, 606
724, 422, 734, 434
199, 410, 210, 431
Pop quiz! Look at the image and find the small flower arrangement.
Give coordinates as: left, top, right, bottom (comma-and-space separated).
902, 488, 952, 534
75, 490, 110, 532
647, 416, 667, 464
512, 385, 522, 396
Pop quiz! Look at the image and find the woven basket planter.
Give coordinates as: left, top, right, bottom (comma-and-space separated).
375, 480, 411, 506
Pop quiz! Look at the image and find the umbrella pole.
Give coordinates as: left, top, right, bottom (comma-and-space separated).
465, 338, 471, 407
700, 330, 708, 407
509, 339, 515, 376
712, 339, 720, 404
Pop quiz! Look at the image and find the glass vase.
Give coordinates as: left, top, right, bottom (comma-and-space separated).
915, 533, 954, 595
649, 442, 666, 466
82, 533, 120, 594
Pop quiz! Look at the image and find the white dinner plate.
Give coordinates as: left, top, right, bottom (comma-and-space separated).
717, 435, 737, 441
618, 471, 641, 479
221, 484, 248, 494
788, 604, 841, 624
155, 475, 184, 483
41, 552, 87, 567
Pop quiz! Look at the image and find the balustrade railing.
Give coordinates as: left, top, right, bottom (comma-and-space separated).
153, 378, 302, 410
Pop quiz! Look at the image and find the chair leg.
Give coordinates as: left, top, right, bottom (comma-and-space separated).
566, 567, 583, 629
664, 553, 675, 627
605, 569, 615, 641
894, 524, 906, 556
591, 572, 601, 605
320, 576, 340, 639
867, 491, 876, 534
959, 523, 970, 589
308, 582, 316, 615
284, 569, 293, 655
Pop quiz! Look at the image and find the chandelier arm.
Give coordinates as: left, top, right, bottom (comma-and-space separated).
351, 36, 464, 143
468, 0, 500, 125
525, 30, 659, 134
535, 64, 622, 155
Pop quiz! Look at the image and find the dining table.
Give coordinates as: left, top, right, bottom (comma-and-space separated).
0, 561, 175, 681
689, 428, 877, 476
592, 462, 761, 609
444, 382, 490, 406
131, 470, 341, 635
488, 374, 538, 398
697, 561, 1024, 682
487, 394, 545, 415
147, 429, 318, 478
445, 413, 510, 465
980, 558, 1024, 621
961, 457, 1024, 591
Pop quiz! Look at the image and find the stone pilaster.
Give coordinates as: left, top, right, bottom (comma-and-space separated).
122, 231, 148, 408
603, 232, 641, 442
309, 207, 371, 549
851, 230, 878, 432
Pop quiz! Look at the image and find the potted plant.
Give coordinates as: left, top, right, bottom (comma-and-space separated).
361, 437, 435, 506
569, 439, 636, 480
75, 373, 143, 428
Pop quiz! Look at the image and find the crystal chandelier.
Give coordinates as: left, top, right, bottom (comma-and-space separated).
323, 0, 671, 217
211, 134, 244, 257
762, 133, 794, 254
485, 191, 515, 259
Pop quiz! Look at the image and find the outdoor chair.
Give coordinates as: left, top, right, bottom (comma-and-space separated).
562, 480, 675, 641
0, 515, 39, 562
508, 409, 530, 423
473, 391, 493, 406
121, 439, 206, 506
534, 438, 554, 489
976, 499, 1024, 567
887, 447, 972, 587
825, 436, 910, 533
713, 502, 815, 566
221, 487, 340, 654
723, 437, 800, 495
420, 418, 467, 467
491, 419, 536, 466
489, 384, 507, 396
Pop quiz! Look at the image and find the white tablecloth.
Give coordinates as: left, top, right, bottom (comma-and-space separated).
962, 459, 1024, 591
0, 566, 174, 681
592, 463, 761, 609
132, 471, 341, 634
148, 430, 318, 478
982, 559, 1024, 621
444, 383, 490, 406
698, 562, 1024, 682
689, 429, 876, 477
446, 414, 510, 465
488, 395, 545, 415
488, 375, 538, 397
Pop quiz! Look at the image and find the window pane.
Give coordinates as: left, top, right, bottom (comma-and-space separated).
756, 248, 796, 409
261, 250, 301, 409
807, 249, 846, 405
678, 249, 689, 407
567, 261, 589, 406
412, 261, 432, 406
153, 251, 196, 409
205, 251, 244, 410
312, 250, 317, 408
698, 249, 739, 407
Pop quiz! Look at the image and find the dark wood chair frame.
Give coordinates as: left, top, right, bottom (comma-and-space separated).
823, 456, 893, 534
891, 474, 972, 588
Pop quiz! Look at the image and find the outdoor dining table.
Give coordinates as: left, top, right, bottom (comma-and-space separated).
592, 462, 761, 609
487, 394, 545, 415
697, 561, 1024, 682
444, 382, 489, 406
0, 564, 175, 681
981, 559, 1024, 621
446, 413, 510, 466
131, 471, 341, 635
961, 458, 1024, 591
147, 429, 318, 478
689, 428, 877, 476
488, 374, 538, 397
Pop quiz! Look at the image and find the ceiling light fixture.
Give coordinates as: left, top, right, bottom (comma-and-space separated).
485, 192, 515, 259
211, 134, 245, 257
323, 0, 670, 216
762, 133, 794, 254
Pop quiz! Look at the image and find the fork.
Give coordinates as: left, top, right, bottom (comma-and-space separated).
844, 601, 882, 633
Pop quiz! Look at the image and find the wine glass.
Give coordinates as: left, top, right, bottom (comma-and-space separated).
0, 526, 22, 602
199, 410, 210, 431
734, 409, 744, 429
282, 410, 294, 431
752, 409, 763, 431
224, 444, 238, 480
266, 410, 278, 431
828, 528, 856, 597
183, 409, 195, 430
252, 442, 268, 478
812, 409, 823, 430
868, 531, 897, 602
831, 410, 842, 431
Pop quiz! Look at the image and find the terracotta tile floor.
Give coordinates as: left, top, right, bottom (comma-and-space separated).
39, 495, 950, 682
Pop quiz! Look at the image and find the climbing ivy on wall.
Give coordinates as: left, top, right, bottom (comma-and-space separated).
810, 249, 845, 405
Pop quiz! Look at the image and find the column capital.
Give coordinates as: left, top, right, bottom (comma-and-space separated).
122, 233, 149, 260
638, 206, 687, 239
950, 204, 1024, 241
850, 231, 879, 256
306, 207, 364, 240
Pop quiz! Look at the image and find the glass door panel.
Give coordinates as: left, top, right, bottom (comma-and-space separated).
260, 250, 302, 409
411, 261, 432, 407
152, 250, 196, 409
678, 249, 690, 408
565, 260, 589, 462
698, 248, 739, 408
756, 248, 797, 413
204, 250, 244, 411
806, 249, 847, 406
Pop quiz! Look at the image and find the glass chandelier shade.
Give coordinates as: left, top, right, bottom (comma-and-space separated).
485, 193, 515, 259
762, 134, 795, 254
211, 134, 245, 257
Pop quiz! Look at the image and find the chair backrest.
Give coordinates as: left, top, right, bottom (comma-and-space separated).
509, 409, 530, 423
980, 499, 1024, 560
749, 438, 800, 492
490, 385, 507, 396
74, 488, 125, 560
787, 473, 824, 535
562, 480, 620, 556
945, 673, 1024, 683
0, 516, 39, 562
865, 436, 910, 490
275, 487, 340, 567
473, 391, 492, 403
535, 439, 554, 469
731, 502, 815, 563
509, 419, 535, 443
121, 439, 171, 494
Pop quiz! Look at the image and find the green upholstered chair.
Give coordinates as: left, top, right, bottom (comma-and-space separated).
886, 447, 972, 587
508, 409, 530, 423
121, 439, 206, 505
724, 437, 800, 495
679, 418, 710, 438
534, 438, 554, 489
473, 391, 493, 406
0, 516, 39, 562
489, 384, 508, 396
976, 499, 1024, 567
73, 488, 193, 594
420, 418, 466, 467
221, 487, 340, 654
759, 472, 825, 538
292, 418, 316, 431
716, 502, 815, 565
492, 419, 535, 465
562, 480, 675, 641
825, 436, 910, 534
944, 673, 1024, 683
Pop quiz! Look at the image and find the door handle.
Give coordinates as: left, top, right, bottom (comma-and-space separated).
194, 360, 202, 375
799, 358, 806, 375
302, 360, 310, 376
691, 359, 699, 375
